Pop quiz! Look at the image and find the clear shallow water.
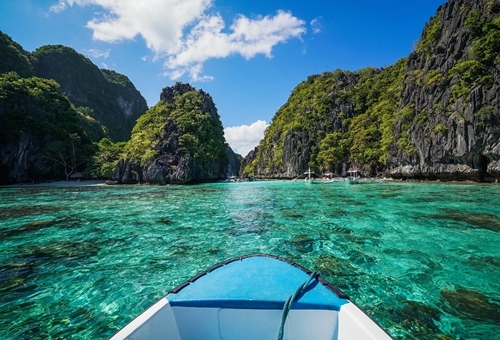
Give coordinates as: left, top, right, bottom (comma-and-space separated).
0, 181, 499, 339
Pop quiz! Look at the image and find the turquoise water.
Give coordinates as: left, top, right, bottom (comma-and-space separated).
1, 181, 499, 339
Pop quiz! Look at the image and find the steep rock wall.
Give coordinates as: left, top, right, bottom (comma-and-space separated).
242, 72, 360, 179
386, 0, 500, 181
243, 0, 500, 182
113, 83, 232, 184
32, 46, 148, 141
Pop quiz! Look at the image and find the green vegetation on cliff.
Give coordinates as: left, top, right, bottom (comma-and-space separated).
0, 32, 151, 183
448, 7, 500, 96
0, 30, 155, 183
348, 59, 406, 166
243, 59, 406, 176
0, 32, 35, 78
124, 83, 228, 172
416, 14, 441, 55
32, 45, 148, 141
0, 72, 96, 181
91, 138, 126, 178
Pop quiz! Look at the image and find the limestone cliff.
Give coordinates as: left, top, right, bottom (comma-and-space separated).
0, 74, 95, 184
242, 0, 500, 181
113, 83, 233, 184
386, 0, 500, 180
242, 71, 364, 179
0, 34, 148, 184
32, 45, 148, 141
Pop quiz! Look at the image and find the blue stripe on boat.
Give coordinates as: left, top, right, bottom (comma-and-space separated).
167, 256, 348, 310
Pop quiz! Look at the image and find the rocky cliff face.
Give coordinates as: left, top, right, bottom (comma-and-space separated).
243, 0, 500, 182
113, 83, 233, 184
226, 146, 242, 177
0, 74, 95, 185
386, 0, 500, 181
0, 132, 38, 183
32, 46, 148, 141
113, 120, 192, 184
242, 71, 360, 179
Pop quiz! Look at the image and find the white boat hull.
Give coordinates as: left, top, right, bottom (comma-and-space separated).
112, 299, 390, 340
111, 255, 392, 340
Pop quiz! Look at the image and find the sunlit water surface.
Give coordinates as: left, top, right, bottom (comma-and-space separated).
1, 181, 499, 339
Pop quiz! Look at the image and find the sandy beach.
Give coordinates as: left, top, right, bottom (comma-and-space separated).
0, 180, 107, 189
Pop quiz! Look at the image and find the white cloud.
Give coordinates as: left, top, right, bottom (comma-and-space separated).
310, 16, 323, 34
224, 120, 268, 157
51, 0, 305, 81
50, 1, 68, 13
85, 48, 110, 59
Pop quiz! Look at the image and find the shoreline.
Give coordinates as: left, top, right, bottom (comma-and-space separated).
0, 180, 107, 189
1, 178, 498, 189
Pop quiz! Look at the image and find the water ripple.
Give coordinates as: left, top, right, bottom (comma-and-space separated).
0, 181, 499, 339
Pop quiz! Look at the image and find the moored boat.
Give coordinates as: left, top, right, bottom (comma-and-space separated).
111, 254, 392, 340
345, 168, 361, 184
304, 168, 315, 184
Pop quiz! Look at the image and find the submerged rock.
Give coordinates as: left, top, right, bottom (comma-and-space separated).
428, 208, 500, 232
283, 234, 316, 254
313, 253, 360, 277
440, 287, 500, 325
387, 300, 446, 338
1, 220, 56, 238
156, 218, 173, 225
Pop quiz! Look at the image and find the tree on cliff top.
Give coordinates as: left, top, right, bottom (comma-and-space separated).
0, 31, 35, 78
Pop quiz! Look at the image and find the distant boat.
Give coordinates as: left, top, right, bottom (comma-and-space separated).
319, 172, 341, 184
345, 168, 361, 184
111, 254, 392, 340
304, 168, 314, 184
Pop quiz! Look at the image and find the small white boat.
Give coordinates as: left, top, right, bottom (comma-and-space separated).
304, 168, 314, 184
111, 254, 392, 340
345, 168, 361, 184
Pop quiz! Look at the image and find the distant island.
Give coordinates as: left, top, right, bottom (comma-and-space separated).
1, 0, 499, 184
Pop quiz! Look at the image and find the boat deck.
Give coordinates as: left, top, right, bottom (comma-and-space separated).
168, 255, 348, 310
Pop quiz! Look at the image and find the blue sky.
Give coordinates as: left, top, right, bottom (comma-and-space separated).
0, 0, 445, 156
